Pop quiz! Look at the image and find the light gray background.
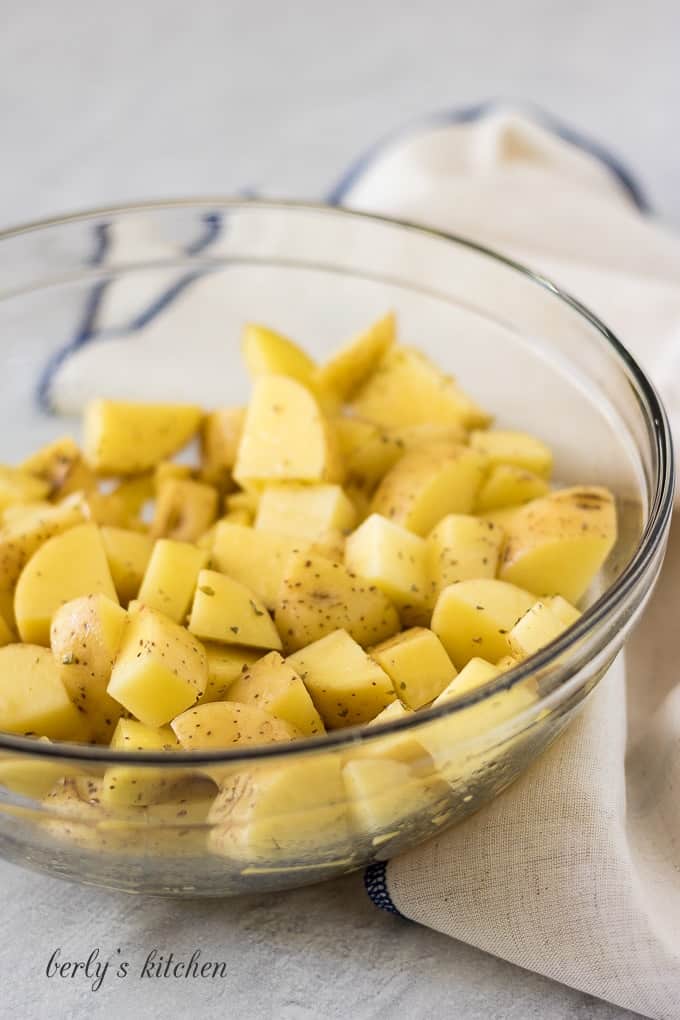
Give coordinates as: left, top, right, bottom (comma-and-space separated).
1, 2, 678, 1017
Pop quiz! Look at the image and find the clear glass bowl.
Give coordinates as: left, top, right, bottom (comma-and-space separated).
0, 201, 672, 896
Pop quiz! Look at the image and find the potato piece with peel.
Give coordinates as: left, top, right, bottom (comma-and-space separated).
15, 523, 118, 645
151, 478, 218, 543
350, 346, 490, 429
313, 312, 395, 405
100, 526, 154, 604
50, 594, 128, 741
499, 486, 617, 602
200, 644, 260, 703
107, 605, 207, 727
0, 645, 87, 739
469, 429, 553, 477
242, 323, 317, 388
343, 758, 446, 839
345, 514, 428, 612
475, 464, 550, 513
137, 539, 208, 623
83, 399, 203, 475
508, 599, 579, 659
477, 505, 526, 531
426, 514, 504, 602
228, 651, 326, 737
21, 436, 97, 498
255, 484, 356, 542
0, 466, 50, 511
211, 523, 310, 610
371, 627, 456, 709
171, 701, 301, 751
288, 629, 395, 728
101, 719, 181, 808
275, 552, 400, 653
431, 578, 536, 668
200, 407, 245, 488
189, 569, 282, 650
371, 443, 488, 536
233, 375, 343, 488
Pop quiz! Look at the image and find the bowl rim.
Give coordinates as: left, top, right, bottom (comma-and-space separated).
0, 197, 674, 766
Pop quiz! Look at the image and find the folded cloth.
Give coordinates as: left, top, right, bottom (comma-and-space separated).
336, 107, 680, 1020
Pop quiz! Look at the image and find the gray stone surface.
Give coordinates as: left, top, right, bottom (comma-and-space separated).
0, 2, 677, 1016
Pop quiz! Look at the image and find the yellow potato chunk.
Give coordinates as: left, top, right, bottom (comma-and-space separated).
224, 489, 260, 516
426, 514, 504, 602
50, 594, 128, 741
0, 644, 86, 739
255, 483, 356, 542
0, 466, 50, 511
333, 418, 404, 492
508, 599, 579, 659
200, 644, 260, 703
371, 627, 456, 709
288, 629, 395, 728
188, 569, 282, 650
171, 701, 301, 750
83, 399, 203, 474
151, 478, 218, 543
343, 758, 445, 838
475, 464, 550, 512
275, 552, 400, 653
200, 407, 245, 488
371, 443, 488, 536
211, 522, 307, 610
137, 539, 208, 623
314, 312, 395, 405
233, 375, 342, 488
80, 488, 138, 529
107, 605, 207, 727
345, 514, 427, 611
101, 718, 180, 808
21, 436, 97, 498
153, 461, 194, 491
350, 346, 490, 429
431, 578, 536, 668
499, 486, 617, 603
544, 594, 582, 627
432, 656, 503, 705
100, 526, 154, 604
228, 651, 326, 736
0, 738, 78, 798
110, 473, 155, 518
242, 323, 317, 387
15, 523, 118, 645
469, 429, 553, 477
356, 700, 433, 774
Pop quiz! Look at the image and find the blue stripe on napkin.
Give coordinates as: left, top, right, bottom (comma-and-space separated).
364, 861, 405, 917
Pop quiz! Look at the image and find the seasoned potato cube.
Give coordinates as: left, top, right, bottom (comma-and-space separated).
499, 486, 617, 602
275, 552, 400, 652
137, 539, 208, 623
426, 514, 504, 601
371, 443, 488, 536
355, 700, 433, 775
432, 656, 501, 704
314, 312, 395, 405
345, 514, 427, 611
469, 429, 553, 477
0, 644, 86, 739
288, 629, 395, 728
188, 569, 282, 650
50, 594, 128, 741
151, 478, 218, 543
21, 436, 97, 498
255, 484, 356, 542
200, 407, 245, 488
228, 651, 326, 736
15, 523, 118, 645
83, 399, 203, 475
475, 464, 550, 512
101, 718, 181, 807
171, 701, 301, 750
109, 473, 155, 518
343, 758, 446, 838
544, 594, 582, 627
200, 644, 260, 703
350, 346, 490, 429
477, 505, 527, 530
0, 466, 50, 511
0, 738, 79, 798
81, 488, 138, 529
371, 627, 456, 709
431, 578, 536, 668
233, 375, 343, 488
100, 526, 154, 604
333, 418, 404, 492
242, 323, 317, 387
211, 523, 307, 609
508, 599, 579, 658
107, 606, 207, 727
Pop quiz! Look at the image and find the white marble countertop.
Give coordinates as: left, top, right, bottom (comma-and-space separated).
1, 2, 677, 1017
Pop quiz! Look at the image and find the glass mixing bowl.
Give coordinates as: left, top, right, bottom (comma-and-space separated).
0, 201, 672, 896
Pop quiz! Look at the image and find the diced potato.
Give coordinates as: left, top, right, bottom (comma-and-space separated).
431, 578, 536, 668
508, 599, 577, 659
225, 489, 260, 516
1, 501, 51, 525
107, 605, 207, 727
211, 522, 307, 610
228, 651, 326, 736
100, 526, 154, 604
188, 569, 282, 650
137, 539, 208, 623
242, 323, 317, 388
288, 629, 395, 728
83, 399, 203, 475
333, 418, 404, 492
371, 443, 488, 536
110, 473, 155, 518
200, 407, 245, 488
345, 514, 428, 611
101, 718, 180, 807
275, 552, 400, 652
496, 654, 521, 671
50, 594, 128, 741
313, 312, 395, 405
221, 509, 252, 527
0, 644, 87, 739
469, 429, 553, 477
499, 486, 617, 602
14, 523, 118, 645
371, 627, 456, 709
233, 375, 343, 488
476, 464, 550, 512
171, 701, 301, 750
544, 594, 582, 627
0, 738, 78, 798
200, 644, 260, 703
432, 656, 502, 704
426, 514, 504, 602
81, 488, 138, 529
151, 478, 218, 543
0, 466, 50, 511
356, 700, 433, 775
343, 758, 446, 838
255, 484, 356, 542
350, 346, 490, 429
388, 422, 468, 451
477, 505, 527, 530
21, 436, 97, 498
